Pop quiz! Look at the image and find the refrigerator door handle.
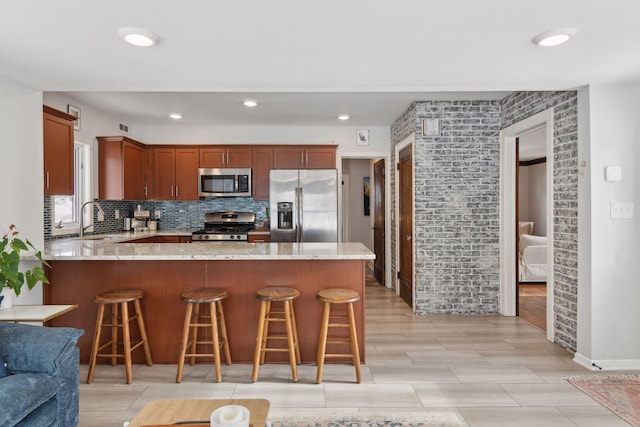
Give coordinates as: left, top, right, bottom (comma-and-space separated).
295, 187, 303, 242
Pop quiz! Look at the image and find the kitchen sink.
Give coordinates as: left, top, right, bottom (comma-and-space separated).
76, 234, 123, 241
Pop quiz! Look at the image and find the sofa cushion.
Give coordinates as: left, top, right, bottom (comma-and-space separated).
0, 372, 60, 427
0, 323, 83, 375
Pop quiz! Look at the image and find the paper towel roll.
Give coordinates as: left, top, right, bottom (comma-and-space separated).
210, 405, 250, 427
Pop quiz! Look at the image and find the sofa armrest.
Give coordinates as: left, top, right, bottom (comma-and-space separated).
0, 323, 83, 375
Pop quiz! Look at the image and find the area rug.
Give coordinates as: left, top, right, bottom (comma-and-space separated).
267, 413, 462, 427
568, 374, 640, 426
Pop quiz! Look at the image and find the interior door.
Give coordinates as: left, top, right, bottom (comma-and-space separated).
398, 147, 413, 307
373, 159, 385, 285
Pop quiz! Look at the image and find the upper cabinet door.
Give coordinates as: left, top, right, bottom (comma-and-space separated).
199, 147, 226, 168
153, 148, 176, 200
175, 148, 199, 200
252, 147, 274, 200
304, 147, 336, 169
43, 108, 75, 195
200, 146, 253, 168
273, 146, 336, 169
273, 146, 305, 169
226, 146, 253, 167
122, 142, 146, 200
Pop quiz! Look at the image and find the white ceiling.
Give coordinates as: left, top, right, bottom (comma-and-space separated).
2, 1, 640, 126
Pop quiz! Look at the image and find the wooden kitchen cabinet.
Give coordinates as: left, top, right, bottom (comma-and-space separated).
248, 234, 271, 243
200, 146, 253, 168
273, 145, 336, 169
98, 136, 150, 200
144, 148, 154, 199
252, 147, 273, 200
43, 106, 76, 195
153, 147, 199, 200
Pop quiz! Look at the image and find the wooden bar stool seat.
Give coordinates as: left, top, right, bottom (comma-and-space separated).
315, 288, 361, 384
87, 289, 153, 384
176, 288, 232, 383
251, 286, 301, 382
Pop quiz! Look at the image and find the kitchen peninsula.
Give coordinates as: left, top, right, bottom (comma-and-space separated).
43, 233, 374, 364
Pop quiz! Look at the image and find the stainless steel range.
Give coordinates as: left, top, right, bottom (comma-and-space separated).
192, 211, 256, 241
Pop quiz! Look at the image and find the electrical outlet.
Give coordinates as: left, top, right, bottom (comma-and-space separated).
98, 211, 105, 222
155, 210, 161, 218
114, 209, 120, 219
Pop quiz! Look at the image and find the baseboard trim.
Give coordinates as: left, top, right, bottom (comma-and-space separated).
574, 352, 640, 371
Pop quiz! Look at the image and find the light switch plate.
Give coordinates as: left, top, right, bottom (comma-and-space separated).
611, 202, 634, 219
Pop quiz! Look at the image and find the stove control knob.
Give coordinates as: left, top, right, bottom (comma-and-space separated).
230, 235, 235, 239
204, 235, 209, 240
236, 235, 241, 240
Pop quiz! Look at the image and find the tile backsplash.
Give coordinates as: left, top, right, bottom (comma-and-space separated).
44, 196, 269, 239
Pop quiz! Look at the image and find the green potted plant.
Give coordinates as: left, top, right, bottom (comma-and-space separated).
0, 224, 49, 308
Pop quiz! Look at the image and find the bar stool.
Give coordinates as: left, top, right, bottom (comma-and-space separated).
87, 289, 153, 384
251, 287, 301, 383
315, 288, 362, 384
176, 288, 232, 383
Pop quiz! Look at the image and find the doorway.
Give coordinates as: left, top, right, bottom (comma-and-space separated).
516, 127, 548, 331
500, 108, 554, 341
340, 156, 389, 287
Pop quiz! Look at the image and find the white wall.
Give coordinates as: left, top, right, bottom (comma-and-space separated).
579, 82, 640, 366
133, 124, 390, 155
0, 74, 44, 304
342, 159, 373, 249
519, 163, 547, 236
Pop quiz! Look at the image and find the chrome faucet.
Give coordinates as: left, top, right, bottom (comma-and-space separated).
79, 201, 105, 238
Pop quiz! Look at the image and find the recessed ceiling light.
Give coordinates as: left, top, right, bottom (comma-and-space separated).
338, 115, 350, 121
169, 113, 182, 120
532, 28, 576, 47
118, 27, 159, 47
243, 100, 258, 107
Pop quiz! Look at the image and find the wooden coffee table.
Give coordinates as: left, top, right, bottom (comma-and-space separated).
128, 399, 270, 427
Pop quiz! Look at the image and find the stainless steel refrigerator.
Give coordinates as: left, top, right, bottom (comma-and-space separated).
270, 169, 338, 242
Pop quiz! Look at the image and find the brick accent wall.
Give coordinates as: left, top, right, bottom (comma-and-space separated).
502, 91, 579, 352
391, 101, 502, 314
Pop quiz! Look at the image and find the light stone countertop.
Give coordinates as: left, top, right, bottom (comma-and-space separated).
43, 231, 375, 261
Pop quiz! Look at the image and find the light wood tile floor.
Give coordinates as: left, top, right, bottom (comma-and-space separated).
78, 283, 632, 426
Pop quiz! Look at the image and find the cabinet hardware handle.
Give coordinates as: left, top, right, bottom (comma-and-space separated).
45, 172, 50, 188
171, 186, 174, 197
144, 186, 148, 197
226, 153, 229, 164
176, 186, 179, 198
301, 153, 304, 165
222, 153, 225, 164
306, 153, 309, 165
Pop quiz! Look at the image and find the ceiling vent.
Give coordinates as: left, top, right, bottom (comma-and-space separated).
117, 121, 130, 135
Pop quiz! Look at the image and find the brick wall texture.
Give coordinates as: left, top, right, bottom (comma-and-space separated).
390, 92, 578, 352
502, 91, 579, 351
391, 100, 502, 314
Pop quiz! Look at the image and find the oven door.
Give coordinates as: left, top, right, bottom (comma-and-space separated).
198, 168, 252, 197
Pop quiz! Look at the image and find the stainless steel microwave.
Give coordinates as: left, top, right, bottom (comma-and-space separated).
198, 168, 252, 197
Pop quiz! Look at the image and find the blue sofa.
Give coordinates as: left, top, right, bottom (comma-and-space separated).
0, 323, 83, 427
